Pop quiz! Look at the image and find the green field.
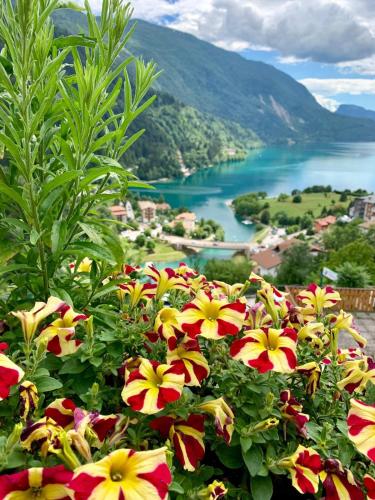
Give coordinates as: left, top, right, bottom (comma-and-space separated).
265, 193, 352, 218
141, 242, 186, 263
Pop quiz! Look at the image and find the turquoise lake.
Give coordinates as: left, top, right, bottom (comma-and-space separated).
147, 142, 375, 265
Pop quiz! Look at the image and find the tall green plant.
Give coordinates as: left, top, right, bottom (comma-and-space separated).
0, 0, 159, 304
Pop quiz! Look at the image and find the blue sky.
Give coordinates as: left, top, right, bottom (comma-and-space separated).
87, 0, 375, 111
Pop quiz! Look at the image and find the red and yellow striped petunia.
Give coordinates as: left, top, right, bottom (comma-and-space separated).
337, 357, 375, 394
278, 445, 322, 494
347, 398, 375, 462
121, 359, 185, 414
167, 339, 209, 387
179, 292, 246, 340
198, 397, 234, 444
319, 459, 364, 500
150, 414, 205, 471
118, 280, 156, 309
0, 345, 24, 401
145, 265, 189, 300
230, 327, 297, 374
297, 284, 341, 316
0, 465, 74, 499
69, 447, 172, 499
280, 390, 310, 437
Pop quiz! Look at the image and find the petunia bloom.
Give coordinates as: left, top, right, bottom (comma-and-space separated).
21, 417, 63, 458
297, 322, 325, 349
118, 280, 156, 309
45, 398, 77, 430
150, 414, 205, 471
19, 381, 39, 420
280, 390, 310, 437
52, 303, 88, 328
174, 262, 198, 279
319, 459, 364, 500
36, 326, 83, 357
337, 356, 375, 394
198, 397, 234, 444
0, 465, 74, 499
327, 310, 367, 348
296, 362, 321, 396
198, 480, 228, 499
145, 265, 189, 300
278, 445, 322, 494
0, 346, 24, 401
347, 398, 375, 462
155, 307, 182, 348
297, 284, 341, 316
211, 280, 244, 299
167, 339, 210, 387
45, 398, 118, 449
70, 257, 92, 273
121, 359, 185, 414
230, 327, 297, 374
244, 302, 273, 331
35, 303, 88, 357
179, 291, 246, 340
12, 296, 65, 343
257, 282, 287, 324
364, 474, 375, 500
69, 447, 172, 500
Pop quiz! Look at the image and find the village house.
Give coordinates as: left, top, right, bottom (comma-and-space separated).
251, 249, 282, 277
110, 201, 134, 223
273, 238, 300, 254
314, 215, 336, 233
350, 194, 375, 222
174, 212, 197, 233
138, 200, 156, 223
155, 202, 171, 212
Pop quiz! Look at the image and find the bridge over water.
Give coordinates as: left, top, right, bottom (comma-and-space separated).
160, 234, 256, 256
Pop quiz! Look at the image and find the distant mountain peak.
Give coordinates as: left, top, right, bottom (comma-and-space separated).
335, 104, 375, 123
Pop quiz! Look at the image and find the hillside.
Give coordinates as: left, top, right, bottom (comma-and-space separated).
53, 9, 375, 153
336, 104, 375, 122
125, 93, 261, 180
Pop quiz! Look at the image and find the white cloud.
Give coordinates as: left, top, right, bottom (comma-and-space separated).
313, 94, 340, 111
300, 78, 375, 96
129, 0, 375, 64
84, 0, 375, 70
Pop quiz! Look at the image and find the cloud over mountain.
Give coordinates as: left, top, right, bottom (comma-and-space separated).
113, 0, 375, 64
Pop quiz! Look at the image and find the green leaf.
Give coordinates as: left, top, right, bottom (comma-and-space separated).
51, 220, 67, 255
240, 436, 252, 453
34, 376, 63, 392
250, 475, 273, 500
243, 446, 263, 476
6, 449, 26, 469
0, 183, 28, 213
215, 444, 243, 469
128, 180, 154, 190
0, 264, 36, 276
169, 482, 185, 494
39, 171, 82, 203
0, 55, 12, 75
66, 241, 115, 264
59, 358, 87, 375
30, 228, 40, 245
53, 35, 96, 49
78, 222, 103, 245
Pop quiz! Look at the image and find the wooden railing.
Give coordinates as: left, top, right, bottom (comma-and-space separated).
286, 286, 375, 312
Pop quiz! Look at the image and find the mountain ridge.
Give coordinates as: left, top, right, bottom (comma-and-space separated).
336, 104, 375, 123
52, 9, 375, 179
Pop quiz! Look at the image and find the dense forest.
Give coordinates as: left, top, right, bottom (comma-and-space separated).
125, 92, 261, 180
